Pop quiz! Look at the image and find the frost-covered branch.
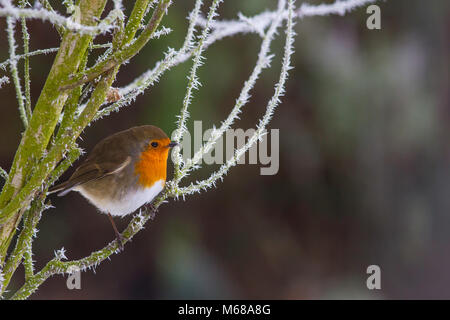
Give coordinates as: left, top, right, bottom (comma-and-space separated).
94, 0, 203, 120
298, 0, 377, 17
10, 202, 160, 299
0, 0, 121, 35
176, 0, 295, 196
103, 0, 376, 121
0, 44, 112, 70
6, 17, 27, 128
184, 0, 287, 173
172, 0, 223, 178
19, 0, 31, 120
60, 0, 172, 90
1, 197, 47, 291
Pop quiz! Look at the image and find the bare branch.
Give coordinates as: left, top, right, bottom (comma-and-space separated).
0, 0, 121, 35
6, 17, 27, 128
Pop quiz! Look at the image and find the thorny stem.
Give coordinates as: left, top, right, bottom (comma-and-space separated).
60, 0, 172, 90
0, 44, 112, 70
19, 0, 32, 120
0, 0, 109, 266
6, 17, 27, 128
0, 0, 120, 35
183, 0, 287, 175
37, 0, 64, 37
172, 0, 222, 182
93, 0, 203, 121
177, 0, 295, 196
55, 51, 88, 143
1, 197, 46, 294
11, 190, 169, 300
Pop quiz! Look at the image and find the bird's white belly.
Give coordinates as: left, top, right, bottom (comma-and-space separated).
76, 179, 165, 217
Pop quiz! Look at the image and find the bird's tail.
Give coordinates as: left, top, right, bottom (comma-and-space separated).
48, 181, 74, 197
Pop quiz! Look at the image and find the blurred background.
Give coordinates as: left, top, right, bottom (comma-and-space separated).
0, 0, 449, 299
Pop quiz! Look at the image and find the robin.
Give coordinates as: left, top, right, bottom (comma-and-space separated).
49, 125, 178, 248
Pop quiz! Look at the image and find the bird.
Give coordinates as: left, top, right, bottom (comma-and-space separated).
48, 125, 178, 249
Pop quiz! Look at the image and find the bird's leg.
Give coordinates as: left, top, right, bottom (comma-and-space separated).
145, 203, 158, 214
107, 213, 125, 250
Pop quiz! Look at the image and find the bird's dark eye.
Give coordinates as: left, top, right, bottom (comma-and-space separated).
151, 142, 158, 148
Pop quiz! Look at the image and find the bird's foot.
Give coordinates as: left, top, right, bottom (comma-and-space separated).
115, 233, 125, 251
146, 203, 158, 213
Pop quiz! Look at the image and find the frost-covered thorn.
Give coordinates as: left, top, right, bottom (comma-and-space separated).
54, 247, 67, 261
0, 75, 9, 88
238, 12, 265, 37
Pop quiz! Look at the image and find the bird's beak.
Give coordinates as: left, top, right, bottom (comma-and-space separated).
168, 141, 179, 148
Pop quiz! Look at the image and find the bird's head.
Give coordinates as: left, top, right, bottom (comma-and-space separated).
134, 125, 178, 187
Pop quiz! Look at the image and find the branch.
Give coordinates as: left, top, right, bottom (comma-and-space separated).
0, 142, 82, 297
55, 51, 89, 142
60, 0, 172, 90
11, 191, 170, 300
176, 0, 295, 196
6, 17, 27, 128
38, 0, 64, 37
1, 197, 47, 295
184, 0, 287, 174
105, 0, 377, 122
172, 0, 223, 179
19, 0, 31, 120
196, 0, 378, 28
0, 0, 109, 267
0, 44, 112, 70
298, 0, 377, 17
0, 0, 120, 35
93, 0, 203, 121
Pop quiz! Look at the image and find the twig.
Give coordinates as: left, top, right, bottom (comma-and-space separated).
0, 0, 120, 35
93, 0, 203, 120
11, 195, 166, 300
60, 0, 172, 90
6, 17, 27, 128
298, 0, 376, 17
38, 0, 64, 37
1, 198, 46, 294
184, 0, 287, 173
176, 0, 295, 196
19, 0, 32, 120
110, 0, 376, 121
172, 0, 222, 179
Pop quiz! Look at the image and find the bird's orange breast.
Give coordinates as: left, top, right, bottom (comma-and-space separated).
134, 138, 171, 188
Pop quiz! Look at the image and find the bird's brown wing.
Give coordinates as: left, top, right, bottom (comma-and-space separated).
48, 126, 152, 196
48, 156, 131, 196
